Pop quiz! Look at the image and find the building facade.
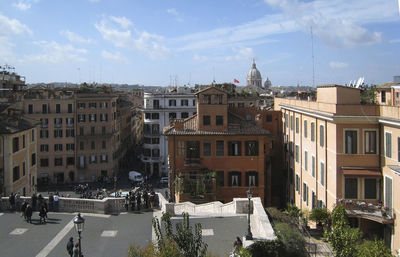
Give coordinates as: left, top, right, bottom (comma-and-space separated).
164, 86, 277, 205
274, 85, 400, 254
142, 87, 196, 177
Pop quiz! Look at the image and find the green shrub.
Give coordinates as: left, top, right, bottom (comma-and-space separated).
247, 240, 283, 257
284, 204, 302, 218
265, 207, 293, 224
356, 239, 392, 257
274, 222, 307, 257
309, 207, 330, 225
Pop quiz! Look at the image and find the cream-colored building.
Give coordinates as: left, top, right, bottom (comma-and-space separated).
0, 105, 37, 196
275, 85, 400, 254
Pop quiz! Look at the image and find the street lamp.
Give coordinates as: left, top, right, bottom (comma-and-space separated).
73, 213, 85, 257
245, 188, 253, 240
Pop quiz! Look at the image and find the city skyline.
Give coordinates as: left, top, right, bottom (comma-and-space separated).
0, 0, 399, 86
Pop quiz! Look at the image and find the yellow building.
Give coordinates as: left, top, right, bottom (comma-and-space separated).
274, 84, 400, 254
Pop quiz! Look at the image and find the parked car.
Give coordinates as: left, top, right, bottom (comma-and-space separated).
128, 171, 143, 184
159, 177, 168, 187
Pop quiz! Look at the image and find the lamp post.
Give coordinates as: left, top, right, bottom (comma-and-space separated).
245, 188, 253, 240
73, 213, 85, 257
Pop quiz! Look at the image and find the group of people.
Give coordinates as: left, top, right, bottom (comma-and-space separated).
66, 237, 81, 257
124, 187, 159, 212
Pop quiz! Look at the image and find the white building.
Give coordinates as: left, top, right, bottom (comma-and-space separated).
142, 87, 197, 177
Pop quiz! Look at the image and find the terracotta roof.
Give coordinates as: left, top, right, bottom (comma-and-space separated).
376, 82, 400, 89
163, 112, 271, 136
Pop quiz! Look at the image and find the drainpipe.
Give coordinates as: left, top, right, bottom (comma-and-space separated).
315, 118, 318, 209
325, 120, 328, 208
1, 134, 5, 196
378, 123, 382, 201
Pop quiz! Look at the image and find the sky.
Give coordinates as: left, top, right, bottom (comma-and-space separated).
0, 0, 399, 87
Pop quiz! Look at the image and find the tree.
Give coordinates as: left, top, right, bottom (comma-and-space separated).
309, 207, 330, 226
325, 204, 362, 257
274, 222, 307, 257
356, 239, 392, 257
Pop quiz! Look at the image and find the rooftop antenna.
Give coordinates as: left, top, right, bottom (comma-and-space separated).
311, 26, 315, 88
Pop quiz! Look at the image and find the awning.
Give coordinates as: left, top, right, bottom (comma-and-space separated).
342, 169, 381, 177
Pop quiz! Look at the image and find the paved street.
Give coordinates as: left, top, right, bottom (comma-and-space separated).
0, 210, 247, 257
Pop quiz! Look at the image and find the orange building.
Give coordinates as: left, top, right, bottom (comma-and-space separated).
164, 86, 278, 205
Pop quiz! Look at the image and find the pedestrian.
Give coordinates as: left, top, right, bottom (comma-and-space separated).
129, 194, 135, 211
149, 191, 155, 208
15, 192, 21, 211
124, 195, 129, 211
143, 191, 149, 209
72, 242, 79, 257
236, 237, 243, 248
25, 204, 33, 223
136, 192, 141, 211
31, 193, 37, 211
9, 192, 15, 211
39, 205, 47, 223
66, 237, 74, 257
48, 193, 54, 211
54, 192, 59, 212
21, 201, 27, 220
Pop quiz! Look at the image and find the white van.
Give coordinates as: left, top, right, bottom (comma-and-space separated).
128, 171, 143, 183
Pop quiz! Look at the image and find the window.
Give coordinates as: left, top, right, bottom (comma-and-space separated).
320, 162, 325, 186
203, 141, 211, 156
40, 144, 49, 152
22, 135, 26, 148
169, 113, 176, 119
266, 114, 272, 122
311, 122, 315, 141
145, 113, 151, 119
40, 130, 49, 138
238, 103, 244, 108
246, 114, 252, 121
312, 156, 315, 177
100, 113, 108, 121
28, 104, 33, 114
100, 102, 108, 108
151, 124, 159, 135
152, 149, 160, 157
78, 114, 85, 122
31, 153, 36, 166
364, 131, 376, 154
214, 94, 223, 104
54, 129, 63, 138
381, 91, 386, 103
102, 141, 106, 149
245, 141, 258, 156
101, 154, 108, 163
193, 99, 196, 106
40, 158, 49, 167
66, 143, 75, 151
295, 145, 299, 162
217, 171, 224, 187
89, 102, 96, 108
228, 141, 241, 156
216, 141, 224, 156
364, 178, 377, 199
54, 144, 63, 151
67, 157, 75, 165
80, 141, 84, 150
186, 141, 200, 158
91, 141, 95, 150
55, 158, 63, 166
229, 171, 241, 187
181, 99, 188, 106
13, 137, 19, 153
42, 104, 48, 114
320, 125, 324, 147
345, 130, 358, 154
304, 151, 308, 171
216, 115, 223, 126
31, 129, 35, 142
169, 99, 176, 106
295, 117, 299, 133
54, 118, 62, 128
203, 115, 211, 126
68, 104, 73, 113
153, 99, 159, 109
246, 171, 258, 186
290, 115, 294, 130
295, 174, 300, 192
345, 178, 357, 198
202, 94, 211, 104
152, 138, 159, 144
285, 113, 288, 128
78, 103, 85, 109
13, 166, 19, 182
385, 132, 392, 158
66, 118, 74, 127
91, 127, 95, 135
56, 104, 61, 113
89, 155, 96, 164
181, 112, 189, 119
304, 120, 307, 138
150, 113, 158, 120
65, 129, 74, 137
303, 183, 308, 205
102, 126, 106, 135
89, 114, 96, 122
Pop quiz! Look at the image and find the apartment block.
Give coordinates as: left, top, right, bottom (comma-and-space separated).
274, 84, 400, 254
142, 87, 197, 177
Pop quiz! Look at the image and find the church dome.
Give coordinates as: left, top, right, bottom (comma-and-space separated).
246, 60, 262, 88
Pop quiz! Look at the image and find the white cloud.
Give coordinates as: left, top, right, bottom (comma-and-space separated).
110, 16, 133, 29
0, 14, 32, 36
95, 16, 170, 59
263, 0, 395, 48
61, 30, 94, 44
389, 38, 400, 43
24, 41, 87, 63
13, 2, 31, 11
225, 47, 255, 61
0, 36, 15, 62
101, 50, 129, 63
167, 8, 183, 22
329, 61, 348, 69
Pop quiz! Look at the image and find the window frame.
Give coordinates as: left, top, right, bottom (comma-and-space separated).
363, 129, 377, 154
385, 131, 392, 158
344, 129, 358, 154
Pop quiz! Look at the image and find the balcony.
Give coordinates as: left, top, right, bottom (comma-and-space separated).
184, 157, 202, 166
338, 199, 394, 224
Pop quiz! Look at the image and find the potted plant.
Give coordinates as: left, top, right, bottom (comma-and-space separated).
310, 207, 330, 230
381, 206, 389, 217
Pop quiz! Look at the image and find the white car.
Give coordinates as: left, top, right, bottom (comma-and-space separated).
128, 171, 143, 183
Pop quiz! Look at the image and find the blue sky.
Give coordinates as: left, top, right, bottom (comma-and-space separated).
0, 0, 399, 86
